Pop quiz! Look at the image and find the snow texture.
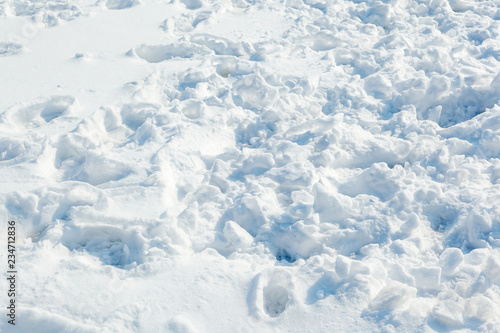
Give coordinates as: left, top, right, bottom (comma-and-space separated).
2, 0, 500, 332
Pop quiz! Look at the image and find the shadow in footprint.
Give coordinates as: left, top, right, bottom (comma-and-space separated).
59, 224, 145, 267
247, 269, 294, 318
1, 95, 76, 129
40, 96, 75, 122
264, 284, 290, 317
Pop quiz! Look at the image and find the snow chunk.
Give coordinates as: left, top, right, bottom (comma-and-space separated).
304, 31, 345, 51
368, 281, 417, 312
339, 163, 400, 202
288, 190, 314, 219
180, 0, 203, 10
132, 43, 210, 63
364, 73, 393, 100
106, 0, 141, 10
191, 34, 247, 56
431, 292, 465, 328
240, 153, 275, 174
484, 254, 500, 286
223, 196, 267, 236
179, 99, 206, 120
439, 248, 464, 276
409, 266, 441, 291
232, 73, 279, 110
399, 213, 420, 237
223, 220, 253, 251
167, 316, 199, 333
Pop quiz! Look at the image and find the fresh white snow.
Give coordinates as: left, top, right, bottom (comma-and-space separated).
1, 0, 500, 331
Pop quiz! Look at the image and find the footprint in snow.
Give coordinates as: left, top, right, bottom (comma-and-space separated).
0, 95, 76, 130
248, 268, 294, 318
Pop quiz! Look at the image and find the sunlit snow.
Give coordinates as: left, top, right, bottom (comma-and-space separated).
1, 0, 500, 331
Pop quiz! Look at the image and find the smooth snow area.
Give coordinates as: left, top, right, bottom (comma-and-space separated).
1, 0, 500, 332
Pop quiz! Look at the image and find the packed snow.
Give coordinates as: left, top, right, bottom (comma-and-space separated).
1, 0, 500, 331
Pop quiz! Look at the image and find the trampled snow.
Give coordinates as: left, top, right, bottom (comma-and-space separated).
1, 0, 500, 331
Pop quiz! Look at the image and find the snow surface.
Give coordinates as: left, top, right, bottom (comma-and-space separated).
1, 0, 500, 331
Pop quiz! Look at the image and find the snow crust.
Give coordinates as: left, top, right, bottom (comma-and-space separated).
1, 0, 500, 331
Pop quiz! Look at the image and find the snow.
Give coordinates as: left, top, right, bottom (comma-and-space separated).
1, 0, 500, 331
